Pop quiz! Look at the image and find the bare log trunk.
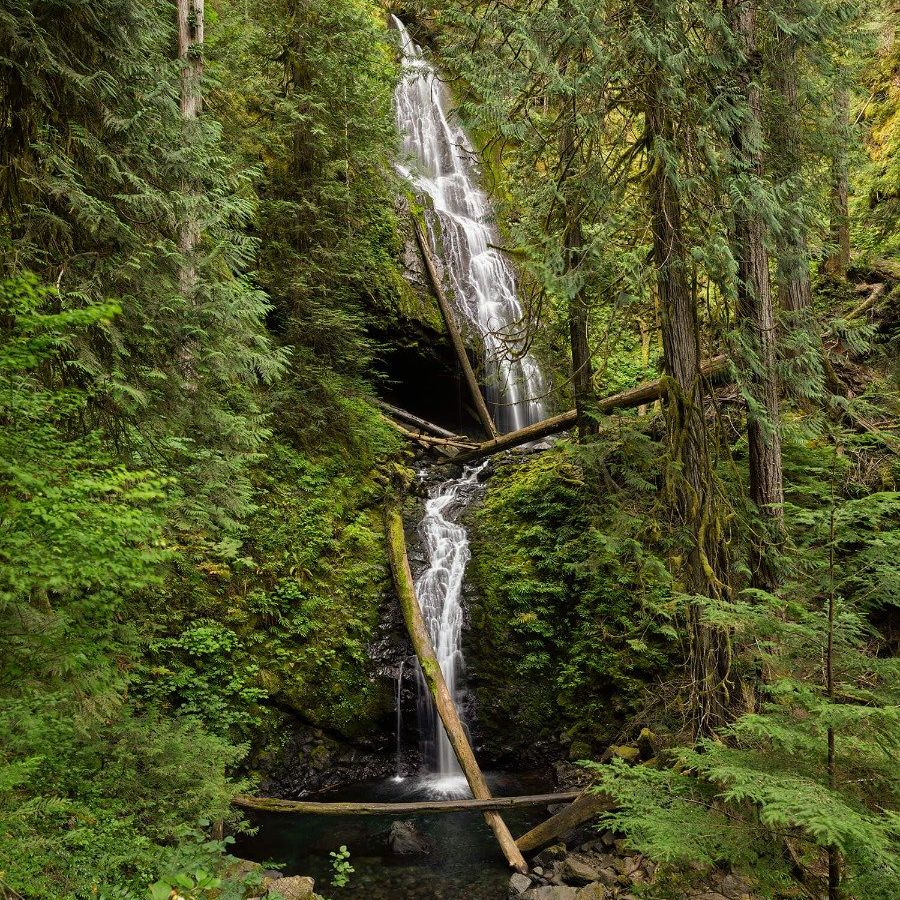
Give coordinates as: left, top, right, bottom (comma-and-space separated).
413, 218, 498, 439
385, 509, 527, 873
233, 792, 581, 815
515, 788, 614, 853
453, 356, 728, 463
726, 0, 785, 592
374, 400, 468, 440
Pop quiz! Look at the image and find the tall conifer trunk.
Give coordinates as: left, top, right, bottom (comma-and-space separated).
824, 85, 850, 279
725, 0, 785, 591
642, 0, 730, 733
772, 39, 813, 316
177, 0, 204, 297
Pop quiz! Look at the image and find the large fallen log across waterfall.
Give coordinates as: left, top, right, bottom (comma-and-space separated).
412, 217, 498, 439
453, 354, 730, 463
233, 791, 580, 815
515, 787, 615, 853
385, 507, 528, 873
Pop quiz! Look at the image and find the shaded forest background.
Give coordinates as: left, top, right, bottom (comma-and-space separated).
0, 0, 897, 898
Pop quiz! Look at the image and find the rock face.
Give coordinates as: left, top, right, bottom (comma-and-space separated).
267, 875, 315, 900
387, 819, 434, 855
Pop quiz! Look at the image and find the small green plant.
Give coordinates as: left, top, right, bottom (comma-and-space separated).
328, 845, 354, 888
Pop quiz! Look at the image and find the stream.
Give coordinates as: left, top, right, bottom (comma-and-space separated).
235, 17, 551, 897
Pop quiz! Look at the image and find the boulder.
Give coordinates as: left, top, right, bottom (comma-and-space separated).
387, 819, 433, 855
524, 887, 579, 900
534, 843, 568, 867
509, 872, 533, 895
267, 875, 315, 900
558, 854, 602, 886
721, 874, 752, 900
636, 728, 659, 760
610, 745, 640, 764
576, 886, 609, 900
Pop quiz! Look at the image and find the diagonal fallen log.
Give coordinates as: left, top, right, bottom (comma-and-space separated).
375, 399, 466, 441
232, 791, 581, 815
385, 507, 528, 873
380, 415, 477, 454
515, 787, 615, 854
413, 217, 498, 439
453, 355, 729, 463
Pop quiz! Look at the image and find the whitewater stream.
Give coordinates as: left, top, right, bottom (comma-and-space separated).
392, 15, 548, 792
237, 18, 551, 897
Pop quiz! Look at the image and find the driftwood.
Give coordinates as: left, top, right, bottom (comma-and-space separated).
233, 791, 581, 815
515, 787, 614, 853
385, 507, 528, 873
380, 416, 477, 453
375, 399, 465, 441
454, 355, 729, 463
412, 217, 498, 439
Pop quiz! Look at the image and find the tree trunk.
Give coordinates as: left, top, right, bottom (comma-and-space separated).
824, 85, 850, 279
177, 0, 203, 298
233, 792, 581, 815
515, 788, 614, 853
772, 39, 813, 316
413, 218, 498, 438
725, 0, 785, 592
385, 509, 527, 873
557, 45, 595, 439
452, 356, 728, 463
642, 0, 731, 734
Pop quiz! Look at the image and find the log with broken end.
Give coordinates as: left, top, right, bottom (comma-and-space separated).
232, 791, 581, 815
454, 355, 730, 463
412, 217, 498, 439
514, 787, 614, 853
385, 506, 528, 873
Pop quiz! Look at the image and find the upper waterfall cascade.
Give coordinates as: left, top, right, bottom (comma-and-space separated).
392, 16, 551, 790
392, 15, 547, 434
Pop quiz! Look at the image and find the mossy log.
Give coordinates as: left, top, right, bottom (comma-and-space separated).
380, 415, 477, 453
385, 507, 527, 873
453, 355, 729, 463
412, 217, 498, 439
233, 791, 580, 815
515, 788, 615, 854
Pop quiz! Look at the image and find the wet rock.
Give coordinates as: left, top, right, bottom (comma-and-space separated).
534, 843, 568, 867
721, 874, 752, 899
387, 819, 434, 855
524, 887, 579, 900
558, 854, 602, 885
509, 873, 533, 895
576, 885, 608, 900
268, 875, 315, 900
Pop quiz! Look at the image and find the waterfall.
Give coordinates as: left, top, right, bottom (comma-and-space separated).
394, 660, 404, 780
392, 17, 548, 792
413, 464, 485, 786
392, 15, 547, 433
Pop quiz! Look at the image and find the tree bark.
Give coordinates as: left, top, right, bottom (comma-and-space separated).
642, 0, 731, 734
177, 0, 203, 298
824, 85, 850, 279
233, 792, 581, 815
771, 38, 813, 316
725, 0, 785, 592
452, 356, 728, 463
413, 218, 498, 439
515, 788, 614, 853
385, 509, 527, 873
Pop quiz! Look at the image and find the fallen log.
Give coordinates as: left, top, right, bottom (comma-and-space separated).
233, 791, 581, 815
380, 415, 477, 453
385, 507, 527, 873
413, 217, 498, 439
375, 399, 465, 440
515, 787, 615, 854
454, 355, 729, 463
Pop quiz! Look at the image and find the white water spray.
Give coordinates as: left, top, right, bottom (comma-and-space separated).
392, 17, 548, 791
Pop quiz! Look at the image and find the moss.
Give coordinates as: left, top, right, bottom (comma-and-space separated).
466, 438, 676, 748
